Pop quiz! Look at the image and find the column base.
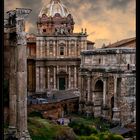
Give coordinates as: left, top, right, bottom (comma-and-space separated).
6, 126, 17, 139
112, 107, 120, 123
16, 130, 31, 140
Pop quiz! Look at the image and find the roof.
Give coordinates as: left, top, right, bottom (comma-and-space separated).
87, 40, 95, 45
103, 37, 136, 48
109, 126, 133, 135
39, 0, 70, 18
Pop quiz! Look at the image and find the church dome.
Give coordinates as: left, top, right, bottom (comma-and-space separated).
39, 0, 70, 18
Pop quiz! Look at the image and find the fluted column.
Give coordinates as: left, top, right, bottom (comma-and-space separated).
54, 67, 56, 89
9, 47, 17, 133
36, 67, 40, 92
69, 41, 71, 56
113, 75, 120, 122
114, 76, 118, 108
68, 66, 71, 89
53, 41, 55, 57
74, 66, 77, 88
103, 78, 107, 106
40, 67, 45, 92
87, 75, 91, 102
48, 67, 50, 90
80, 75, 84, 100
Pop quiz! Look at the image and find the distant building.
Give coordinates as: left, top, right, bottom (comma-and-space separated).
79, 38, 136, 126
27, 0, 94, 94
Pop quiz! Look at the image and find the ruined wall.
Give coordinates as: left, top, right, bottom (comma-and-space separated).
80, 46, 136, 125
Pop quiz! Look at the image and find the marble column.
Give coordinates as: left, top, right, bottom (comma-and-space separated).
68, 66, 71, 89
103, 78, 107, 106
69, 41, 71, 56
9, 47, 17, 135
48, 67, 50, 90
80, 75, 84, 101
53, 41, 56, 57
36, 67, 40, 92
113, 75, 120, 122
87, 75, 91, 102
54, 67, 56, 89
7, 8, 32, 139
40, 67, 45, 92
47, 41, 49, 56
75, 41, 77, 56
114, 76, 118, 108
74, 66, 77, 89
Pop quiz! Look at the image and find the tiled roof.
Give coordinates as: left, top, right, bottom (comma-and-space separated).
103, 37, 136, 48
87, 40, 95, 44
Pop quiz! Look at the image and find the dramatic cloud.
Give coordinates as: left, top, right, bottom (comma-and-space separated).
4, 0, 135, 48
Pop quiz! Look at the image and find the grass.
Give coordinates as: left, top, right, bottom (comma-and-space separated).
27, 113, 124, 140
28, 117, 76, 140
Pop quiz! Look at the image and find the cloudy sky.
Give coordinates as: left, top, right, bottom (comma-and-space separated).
4, 0, 135, 48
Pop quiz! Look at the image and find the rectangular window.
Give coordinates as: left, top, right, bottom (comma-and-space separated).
60, 46, 64, 55
49, 46, 53, 54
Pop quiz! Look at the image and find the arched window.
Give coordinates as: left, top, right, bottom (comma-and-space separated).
60, 46, 64, 55
127, 64, 130, 70
99, 58, 101, 64
95, 80, 103, 92
43, 29, 46, 32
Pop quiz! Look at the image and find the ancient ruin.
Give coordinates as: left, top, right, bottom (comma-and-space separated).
4, 8, 32, 139
4, 0, 136, 139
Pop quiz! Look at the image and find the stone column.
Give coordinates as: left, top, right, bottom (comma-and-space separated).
69, 41, 71, 56
103, 78, 107, 106
74, 41, 76, 56
40, 67, 45, 92
113, 75, 120, 122
68, 66, 71, 89
13, 8, 31, 139
8, 46, 17, 135
87, 75, 91, 102
53, 41, 55, 57
36, 67, 40, 92
80, 75, 84, 101
54, 66, 56, 89
74, 66, 77, 89
48, 67, 50, 90
47, 41, 49, 56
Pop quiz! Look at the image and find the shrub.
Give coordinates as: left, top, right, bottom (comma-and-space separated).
28, 111, 43, 118
69, 121, 98, 136
110, 134, 124, 140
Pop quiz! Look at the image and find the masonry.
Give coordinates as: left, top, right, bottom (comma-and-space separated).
79, 40, 136, 126
4, 8, 32, 139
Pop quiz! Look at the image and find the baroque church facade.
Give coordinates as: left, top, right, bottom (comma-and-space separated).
27, 0, 94, 94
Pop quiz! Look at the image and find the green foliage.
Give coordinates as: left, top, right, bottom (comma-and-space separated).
77, 135, 99, 140
28, 117, 76, 140
109, 134, 124, 140
69, 120, 98, 136
28, 115, 124, 140
28, 111, 43, 118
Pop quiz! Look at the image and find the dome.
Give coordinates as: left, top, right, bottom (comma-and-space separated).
39, 0, 70, 18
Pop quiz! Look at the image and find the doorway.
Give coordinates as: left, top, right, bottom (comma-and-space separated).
59, 77, 66, 90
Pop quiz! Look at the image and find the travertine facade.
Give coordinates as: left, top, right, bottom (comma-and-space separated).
27, 0, 94, 94
4, 8, 32, 139
79, 39, 136, 126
